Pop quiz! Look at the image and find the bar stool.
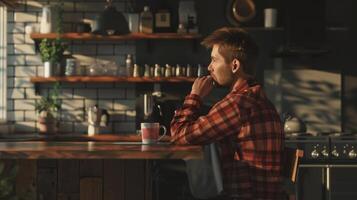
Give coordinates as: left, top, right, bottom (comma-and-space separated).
282, 147, 304, 200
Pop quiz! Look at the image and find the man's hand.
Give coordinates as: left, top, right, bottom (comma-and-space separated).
190, 76, 214, 98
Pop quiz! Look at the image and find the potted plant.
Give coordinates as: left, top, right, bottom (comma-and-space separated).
39, 38, 66, 77
35, 82, 61, 134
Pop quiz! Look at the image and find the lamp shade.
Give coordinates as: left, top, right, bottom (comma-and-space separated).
92, 3, 129, 35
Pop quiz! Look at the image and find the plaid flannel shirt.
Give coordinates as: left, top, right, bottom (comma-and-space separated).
170, 79, 284, 200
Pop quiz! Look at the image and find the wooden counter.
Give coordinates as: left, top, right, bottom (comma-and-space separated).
0, 134, 203, 160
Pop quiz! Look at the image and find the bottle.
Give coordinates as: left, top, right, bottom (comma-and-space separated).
133, 64, 141, 77
139, 6, 153, 34
197, 64, 205, 77
186, 64, 193, 77
164, 64, 172, 77
126, 54, 134, 77
144, 64, 151, 77
154, 64, 161, 77
155, 1, 172, 33
176, 64, 182, 76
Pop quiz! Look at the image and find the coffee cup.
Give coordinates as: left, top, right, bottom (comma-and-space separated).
140, 123, 167, 144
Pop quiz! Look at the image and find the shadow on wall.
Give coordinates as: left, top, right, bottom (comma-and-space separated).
265, 69, 341, 133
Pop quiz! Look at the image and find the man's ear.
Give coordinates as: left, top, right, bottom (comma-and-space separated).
231, 59, 240, 73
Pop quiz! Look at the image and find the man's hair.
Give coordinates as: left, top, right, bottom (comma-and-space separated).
201, 27, 259, 77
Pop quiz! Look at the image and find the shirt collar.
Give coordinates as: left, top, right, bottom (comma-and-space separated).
231, 78, 257, 93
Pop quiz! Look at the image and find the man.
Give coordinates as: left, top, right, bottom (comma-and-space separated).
170, 27, 284, 200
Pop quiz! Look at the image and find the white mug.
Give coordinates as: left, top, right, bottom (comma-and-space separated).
140, 123, 167, 144
264, 8, 277, 28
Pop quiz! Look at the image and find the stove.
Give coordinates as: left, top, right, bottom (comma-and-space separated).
285, 133, 357, 164
285, 133, 357, 200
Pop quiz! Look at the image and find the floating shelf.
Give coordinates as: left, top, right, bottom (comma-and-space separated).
30, 76, 196, 83
30, 32, 202, 41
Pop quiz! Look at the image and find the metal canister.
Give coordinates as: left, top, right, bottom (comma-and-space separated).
165, 64, 172, 77
65, 58, 76, 76
154, 64, 161, 77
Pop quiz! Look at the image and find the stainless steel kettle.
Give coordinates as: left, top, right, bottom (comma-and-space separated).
283, 113, 307, 134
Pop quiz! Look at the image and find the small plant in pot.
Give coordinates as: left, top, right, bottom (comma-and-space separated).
35, 82, 61, 134
39, 38, 66, 77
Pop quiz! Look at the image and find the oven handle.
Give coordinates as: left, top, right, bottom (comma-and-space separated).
299, 164, 357, 168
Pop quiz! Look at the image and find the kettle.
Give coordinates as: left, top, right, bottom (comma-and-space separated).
283, 113, 307, 134
87, 105, 110, 136
40, 5, 52, 33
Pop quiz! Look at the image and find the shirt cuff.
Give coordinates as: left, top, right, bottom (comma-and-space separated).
183, 94, 202, 108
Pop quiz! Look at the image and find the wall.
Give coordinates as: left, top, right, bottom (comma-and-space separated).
7, 0, 137, 133
6, 0, 357, 134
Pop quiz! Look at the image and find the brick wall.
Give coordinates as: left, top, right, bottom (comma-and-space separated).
7, 0, 136, 134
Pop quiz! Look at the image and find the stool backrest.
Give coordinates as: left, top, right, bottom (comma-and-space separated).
282, 147, 304, 183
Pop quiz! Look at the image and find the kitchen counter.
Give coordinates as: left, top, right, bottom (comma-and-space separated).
0, 134, 203, 159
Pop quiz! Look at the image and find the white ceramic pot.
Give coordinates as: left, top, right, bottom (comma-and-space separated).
44, 61, 52, 77
44, 62, 61, 77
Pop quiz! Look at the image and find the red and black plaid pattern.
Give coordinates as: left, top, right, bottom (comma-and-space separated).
171, 79, 284, 200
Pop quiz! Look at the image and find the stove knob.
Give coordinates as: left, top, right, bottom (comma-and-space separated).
331, 149, 339, 158
321, 149, 329, 158
348, 150, 357, 159
311, 150, 320, 159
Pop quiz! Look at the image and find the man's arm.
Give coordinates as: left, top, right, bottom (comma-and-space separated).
170, 93, 245, 145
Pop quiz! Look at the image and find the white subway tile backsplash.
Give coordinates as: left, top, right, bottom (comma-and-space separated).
7, 0, 138, 133
8, 55, 26, 65
114, 100, 136, 110
126, 88, 135, 99
14, 99, 35, 110
15, 122, 36, 133
26, 1, 43, 11
59, 122, 74, 133
62, 99, 85, 110
73, 89, 97, 99
8, 22, 25, 33
114, 122, 136, 133
98, 89, 125, 99
24, 33, 35, 44
97, 45, 114, 55
63, 12, 83, 23
24, 111, 37, 121
98, 100, 113, 110
7, 111, 24, 121
72, 45, 97, 55
7, 100, 14, 111
25, 87, 41, 99
8, 88, 25, 99
74, 122, 87, 133
126, 110, 136, 121
60, 110, 84, 122
7, 78, 14, 87
25, 55, 42, 65
7, 66, 15, 77
15, 66, 36, 77
59, 89, 73, 99
14, 77, 33, 87
109, 110, 126, 122
14, 12, 37, 22
75, 2, 106, 12
7, 44, 14, 54
15, 44, 36, 55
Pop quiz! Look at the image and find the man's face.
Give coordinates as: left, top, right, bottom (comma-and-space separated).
208, 44, 235, 87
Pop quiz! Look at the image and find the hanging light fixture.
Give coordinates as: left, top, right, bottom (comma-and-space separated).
92, 0, 129, 35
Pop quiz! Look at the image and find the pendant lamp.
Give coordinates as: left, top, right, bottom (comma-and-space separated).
92, 0, 129, 35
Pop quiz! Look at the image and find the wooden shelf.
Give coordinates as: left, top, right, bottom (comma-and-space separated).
30, 76, 196, 83
30, 32, 202, 41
